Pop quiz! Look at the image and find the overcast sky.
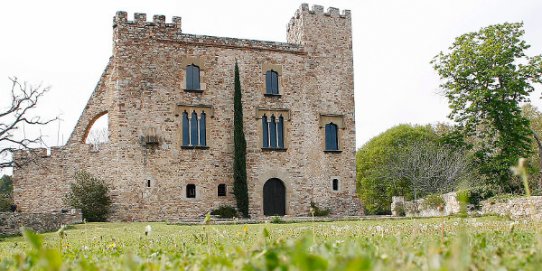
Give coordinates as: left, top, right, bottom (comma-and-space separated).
1, 0, 541, 175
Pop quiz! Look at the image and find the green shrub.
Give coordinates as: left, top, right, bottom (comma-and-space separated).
393, 203, 406, 216
457, 185, 498, 209
210, 205, 238, 218
357, 125, 441, 215
310, 202, 331, 217
0, 175, 13, 212
270, 216, 285, 224
64, 171, 111, 222
421, 194, 445, 210
0, 195, 13, 212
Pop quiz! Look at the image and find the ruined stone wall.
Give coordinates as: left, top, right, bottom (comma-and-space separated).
481, 196, 542, 220
0, 209, 82, 236
13, 4, 362, 221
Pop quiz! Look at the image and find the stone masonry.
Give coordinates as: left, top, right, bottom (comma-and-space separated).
0, 209, 82, 236
12, 4, 363, 221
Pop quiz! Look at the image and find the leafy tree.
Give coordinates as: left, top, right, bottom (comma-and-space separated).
432, 22, 542, 192
233, 62, 249, 217
357, 124, 439, 214
64, 170, 111, 222
521, 103, 542, 193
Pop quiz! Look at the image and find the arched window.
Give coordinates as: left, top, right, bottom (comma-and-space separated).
199, 112, 206, 147
269, 115, 277, 148
262, 114, 285, 149
265, 70, 279, 95
186, 64, 201, 90
325, 123, 339, 151
186, 184, 196, 198
182, 111, 190, 146
218, 184, 226, 197
190, 111, 198, 146
332, 179, 339, 191
277, 115, 284, 149
182, 111, 207, 147
262, 115, 269, 148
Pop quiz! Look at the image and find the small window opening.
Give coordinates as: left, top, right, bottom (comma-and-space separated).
186, 184, 196, 198
146, 180, 151, 188
265, 70, 279, 95
218, 184, 226, 197
332, 179, 339, 191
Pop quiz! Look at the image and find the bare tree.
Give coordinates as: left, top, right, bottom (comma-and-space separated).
86, 127, 109, 151
0, 77, 56, 169
383, 141, 474, 200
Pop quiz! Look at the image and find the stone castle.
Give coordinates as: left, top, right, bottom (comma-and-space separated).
13, 4, 363, 221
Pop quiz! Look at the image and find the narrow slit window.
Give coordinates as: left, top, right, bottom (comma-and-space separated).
147, 180, 151, 188
182, 111, 190, 146
269, 115, 277, 148
199, 112, 206, 146
332, 179, 339, 191
190, 111, 198, 146
218, 184, 226, 197
277, 115, 284, 148
262, 115, 269, 148
186, 184, 196, 198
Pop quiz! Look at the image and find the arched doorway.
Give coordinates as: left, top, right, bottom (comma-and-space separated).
263, 178, 286, 216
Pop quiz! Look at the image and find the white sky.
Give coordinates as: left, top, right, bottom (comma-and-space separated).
1, 0, 541, 175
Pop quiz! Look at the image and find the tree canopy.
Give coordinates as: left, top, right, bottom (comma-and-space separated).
357, 124, 439, 214
432, 22, 542, 192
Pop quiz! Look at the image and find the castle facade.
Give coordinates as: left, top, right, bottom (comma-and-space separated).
13, 4, 362, 221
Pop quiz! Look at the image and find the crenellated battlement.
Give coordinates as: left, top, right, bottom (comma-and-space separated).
113, 11, 182, 30
289, 3, 351, 24
286, 3, 352, 48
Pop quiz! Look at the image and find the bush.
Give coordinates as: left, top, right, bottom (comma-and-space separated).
270, 216, 285, 224
309, 202, 331, 217
0, 175, 13, 212
421, 194, 445, 210
64, 171, 111, 222
393, 203, 406, 217
457, 185, 498, 209
210, 205, 238, 218
357, 125, 440, 214
0, 196, 13, 212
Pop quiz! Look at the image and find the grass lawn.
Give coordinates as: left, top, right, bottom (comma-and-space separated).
0, 216, 541, 270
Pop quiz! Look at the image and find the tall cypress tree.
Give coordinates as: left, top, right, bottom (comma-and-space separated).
233, 62, 249, 217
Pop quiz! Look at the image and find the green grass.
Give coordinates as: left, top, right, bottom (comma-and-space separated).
1, 216, 541, 270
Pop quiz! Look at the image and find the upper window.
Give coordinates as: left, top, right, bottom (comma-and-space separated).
182, 110, 207, 147
262, 114, 284, 149
186, 184, 196, 198
325, 123, 339, 151
186, 64, 201, 90
218, 184, 226, 197
265, 70, 279, 95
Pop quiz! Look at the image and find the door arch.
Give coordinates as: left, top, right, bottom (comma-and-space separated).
263, 178, 286, 216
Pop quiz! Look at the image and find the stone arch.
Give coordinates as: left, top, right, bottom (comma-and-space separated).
256, 169, 293, 216
263, 178, 286, 216
81, 111, 109, 144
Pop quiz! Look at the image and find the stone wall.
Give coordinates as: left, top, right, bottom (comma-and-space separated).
0, 209, 82, 236
481, 196, 542, 220
394, 194, 542, 220
395, 192, 460, 217
12, 4, 363, 221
